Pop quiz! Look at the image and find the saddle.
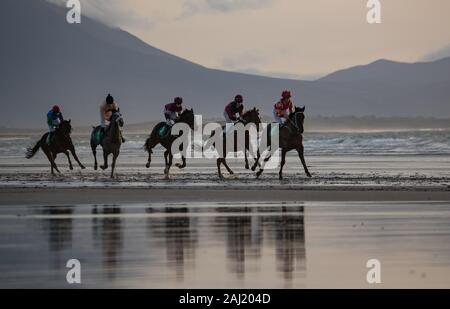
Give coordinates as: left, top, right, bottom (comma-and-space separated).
158, 124, 172, 138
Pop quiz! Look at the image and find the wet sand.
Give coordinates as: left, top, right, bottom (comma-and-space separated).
1, 187, 450, 206
1, 201, 450, 288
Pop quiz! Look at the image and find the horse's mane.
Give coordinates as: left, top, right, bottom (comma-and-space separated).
242, 108, 258, 118
58, 120, 72, 134
181, 108, 193, 116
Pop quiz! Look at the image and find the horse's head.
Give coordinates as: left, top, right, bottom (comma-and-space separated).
58, 120, 72, 136
111, 109, 124, 128
177, 108, 195, 130
242, 107, 261, 125
288, 106, 305, 133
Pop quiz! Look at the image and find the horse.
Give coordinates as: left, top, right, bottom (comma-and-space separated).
214, 108, 262, 179
25, 120, 85, 175
90, 111, 124, 178
256, 106, 312, 180
144, 109, 195, 179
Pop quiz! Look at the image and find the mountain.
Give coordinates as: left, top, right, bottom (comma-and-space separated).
1, 0, 450, 128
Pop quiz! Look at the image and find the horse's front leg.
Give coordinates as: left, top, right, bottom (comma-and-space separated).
111, 152, 118, 178
163, 150, 170, 178
52, 152, 61, 174
92, 143, 98, 170
101, 152, 109, 170
297, 147, 312, 178
175, 156, 186, 169
63, 150, 74, 170
279, 149, 287, 180
251, 149, 261, 171
69, 146, 85, 169
164, 152, 173, 179
244, 149, 250, 170
43, 148, 57, 176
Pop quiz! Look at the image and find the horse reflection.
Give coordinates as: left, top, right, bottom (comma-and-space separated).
272, 206, 306, 281
41, 206, 74, 253
146, 207, 198, 280
92, 206, 123, 280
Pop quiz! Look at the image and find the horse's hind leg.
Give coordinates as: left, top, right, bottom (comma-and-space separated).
217, 158, 224, 179
297, 147, 312, 178
145, 150, 152, 168
92, 145, 98, 170
63, 150, 74, 170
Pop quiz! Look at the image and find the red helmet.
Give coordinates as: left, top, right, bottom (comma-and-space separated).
174, 97, 183, 105
282, 90, 292, 99
235, 95, 244, 103
52, 105, 61, 113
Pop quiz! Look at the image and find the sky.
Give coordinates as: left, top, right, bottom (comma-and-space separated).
52, 0, 450, 80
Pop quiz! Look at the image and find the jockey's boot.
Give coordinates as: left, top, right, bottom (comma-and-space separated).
46, 132, 54, 145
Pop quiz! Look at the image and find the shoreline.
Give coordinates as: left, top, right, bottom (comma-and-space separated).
1, 187, 450, 206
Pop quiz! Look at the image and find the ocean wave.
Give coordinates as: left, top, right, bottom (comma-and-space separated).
1, 131, 449, 158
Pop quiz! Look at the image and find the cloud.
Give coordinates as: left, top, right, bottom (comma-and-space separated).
421, 44, 450, 62
47, 0, 154, 28
181, 0, 274, 18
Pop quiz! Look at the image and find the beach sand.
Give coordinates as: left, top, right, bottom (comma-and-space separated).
1, 149, 449, 288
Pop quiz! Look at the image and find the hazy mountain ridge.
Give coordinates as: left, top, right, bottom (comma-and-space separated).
1, 0, 449, 128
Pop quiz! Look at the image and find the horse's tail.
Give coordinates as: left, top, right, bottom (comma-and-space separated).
25, 140, 41, 159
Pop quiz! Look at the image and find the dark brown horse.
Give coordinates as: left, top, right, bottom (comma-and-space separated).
145, 109, 195, 179
26, 120, 85, 175
214, 108, 262, 179
91, 111, 124, 178
256, 106, 312, 180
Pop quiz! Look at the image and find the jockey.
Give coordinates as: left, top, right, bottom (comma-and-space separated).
99, 93, 125, 142
224, 95, 244, 123
164, 97, 183, 126
274, 90, 294, 125
100, 93, 118, 131
46, 105, 64, 144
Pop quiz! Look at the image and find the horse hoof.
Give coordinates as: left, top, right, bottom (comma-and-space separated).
70, 167, 74, 171
81, 166, 86, 170
229, 171, 234, 175
100, 166, 107, 170
251, 166, 256, 172
307, 173, 312, 178
145, 163, 150, 168
94, 166, 98, 171
245, 165, 250, 170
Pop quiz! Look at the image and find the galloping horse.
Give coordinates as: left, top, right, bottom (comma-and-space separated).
144, 109, 195, 179
256, 106, 312, 180
215, 108, 262, 179
91, 111, 124, 178
25, 120, 85, 175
